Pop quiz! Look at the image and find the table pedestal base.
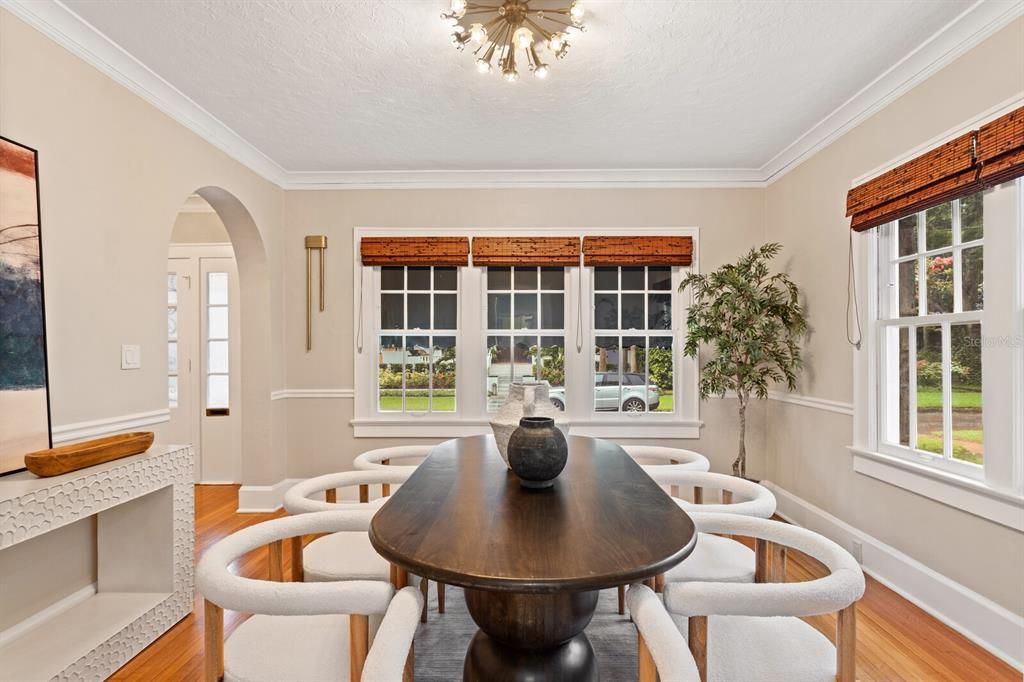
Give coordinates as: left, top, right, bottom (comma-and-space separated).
462, 588, 600, 681
463, 631, 598, 682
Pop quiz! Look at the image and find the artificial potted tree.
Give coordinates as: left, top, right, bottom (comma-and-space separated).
679, 243, 807, 478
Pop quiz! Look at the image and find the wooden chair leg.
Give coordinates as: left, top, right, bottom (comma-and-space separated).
393, 565, 409, 589
669, 458, 679, 498
290, 535, 304, 582
754, 539, 770, 583
359, 484, 369, 504
325, 488, 337, 503
390, 563, 398, 586
268, 539, 284, 582
382, 458, 391, 497
420, 578, 429, 623
693, 485, 704, 504
688, 615, 707, 682
403, 641, 415, 682
654, 573, 665, 593
204, 600, 224, 682
437, 581, 446, 614
837, 603, 857, 682
638, 631, 657, 682
771, 544, 787, 583
617, 585, 626, 615
643, 577, 656, 590
721, 489, 733, 505
350, 614, 369, 682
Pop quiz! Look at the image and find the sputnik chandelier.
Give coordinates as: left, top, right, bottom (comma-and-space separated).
442, 0, 587, 81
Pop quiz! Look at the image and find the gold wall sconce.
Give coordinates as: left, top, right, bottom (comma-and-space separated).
305, 235, 327, 351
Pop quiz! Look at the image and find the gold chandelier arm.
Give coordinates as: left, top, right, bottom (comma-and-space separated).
523, 16, 555, 41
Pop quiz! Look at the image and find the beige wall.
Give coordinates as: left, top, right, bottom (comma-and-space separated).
282, 188, 769, 478
0, 9, 288, 486
764, 18, 1024, 614
170, 211, 230, 244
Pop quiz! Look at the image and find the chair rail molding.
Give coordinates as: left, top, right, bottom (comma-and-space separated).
763, 481, 1024, 671
3, 0, 1021, 188
766, 391, 854, 416
52, 408, 171, 444
270, 388, 355, 400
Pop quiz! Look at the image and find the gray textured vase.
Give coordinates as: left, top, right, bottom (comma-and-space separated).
507, 416, 569, 489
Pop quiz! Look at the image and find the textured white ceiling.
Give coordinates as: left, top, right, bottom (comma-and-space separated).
63, 0, 973, 173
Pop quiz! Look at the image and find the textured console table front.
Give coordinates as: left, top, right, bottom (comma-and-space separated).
0, 444, 194, 681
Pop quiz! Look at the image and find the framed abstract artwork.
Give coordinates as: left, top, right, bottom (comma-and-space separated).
0, 136, 51, 475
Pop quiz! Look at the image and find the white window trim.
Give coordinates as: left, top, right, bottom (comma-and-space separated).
352, 226, 702, 439
851, 174, 1024, 528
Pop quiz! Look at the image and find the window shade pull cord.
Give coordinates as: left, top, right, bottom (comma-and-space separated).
846, 231, 863, 350
356, 266, 364, 353
576, 245, 584, 353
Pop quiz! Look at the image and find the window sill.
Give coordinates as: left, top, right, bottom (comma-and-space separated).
351, 418, 702, 440
849, 447, 1024, 531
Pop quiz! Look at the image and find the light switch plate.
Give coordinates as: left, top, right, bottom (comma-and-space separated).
121, 344, 141, 370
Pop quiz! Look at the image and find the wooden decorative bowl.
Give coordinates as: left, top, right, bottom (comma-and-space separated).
24, 432, 155, 477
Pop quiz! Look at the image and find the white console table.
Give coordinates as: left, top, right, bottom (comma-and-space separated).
0, 445, 194, 681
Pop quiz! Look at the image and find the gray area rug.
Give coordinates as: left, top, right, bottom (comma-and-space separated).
415, 585, 636, 681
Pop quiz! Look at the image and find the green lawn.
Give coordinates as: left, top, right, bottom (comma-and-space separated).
916, 388, 981, 409
379, 390, 455, 412
654, 392, 673, 413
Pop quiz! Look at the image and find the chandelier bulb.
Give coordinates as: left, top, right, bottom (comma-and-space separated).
450, 0, 467, 18
476, 58, 492, 74
534, 64, 549, 79
469, 23, 488, 44
569, 0, 585, 25
513, 27, 534, 51
503, 68, 519, 82
548, 32, 566, 52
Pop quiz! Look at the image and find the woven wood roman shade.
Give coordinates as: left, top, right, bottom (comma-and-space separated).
582, 236, 692, 266
847, 105, 1024, 231
978, 106, 1024, 186
360, 236, 469, 266
472, 237, 580, 266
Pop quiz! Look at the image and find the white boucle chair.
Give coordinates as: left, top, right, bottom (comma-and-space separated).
353, 445, 434, 497
630, 513, 865, 682
615, 445, 712, 613
197, 510, 423, 682
285, 469, 443, 624
352, 445, 445, 612
646, 470, 778, 590
626, 584, 702, 682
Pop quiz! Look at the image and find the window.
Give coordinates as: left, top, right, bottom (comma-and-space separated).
593, 266, 674, 413
167, 273, 178, 407
206, 272, 229, 410
377, 266, 457, 413
354, 229, 700, 438
486, 267, 564, 411
873, 182, 1021, 484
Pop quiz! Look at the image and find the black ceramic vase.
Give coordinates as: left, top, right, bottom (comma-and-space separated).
507, 416, 568, 489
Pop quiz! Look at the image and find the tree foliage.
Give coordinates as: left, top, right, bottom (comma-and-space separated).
679, 243, 806, 476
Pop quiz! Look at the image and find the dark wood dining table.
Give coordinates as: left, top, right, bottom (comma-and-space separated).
369, 433, 697, 681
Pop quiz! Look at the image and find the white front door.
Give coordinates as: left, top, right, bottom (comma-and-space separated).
199, 256, 242, 483
166, 247, 241, 483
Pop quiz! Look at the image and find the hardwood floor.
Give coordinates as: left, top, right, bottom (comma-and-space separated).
112, 484, 1019, 681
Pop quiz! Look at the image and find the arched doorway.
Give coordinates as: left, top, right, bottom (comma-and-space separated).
165, 187, 273, 486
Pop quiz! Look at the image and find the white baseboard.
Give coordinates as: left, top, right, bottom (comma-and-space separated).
237, 478, 303, 513
0, 583, 96, 646
52, 409, 170, 444
762, 482, 1024, 671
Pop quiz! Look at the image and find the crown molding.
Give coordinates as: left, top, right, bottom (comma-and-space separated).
4, 0, 1021, 190
280, 168, 767, 190
760, 0, 1024, 184
0, 0, 289, 186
